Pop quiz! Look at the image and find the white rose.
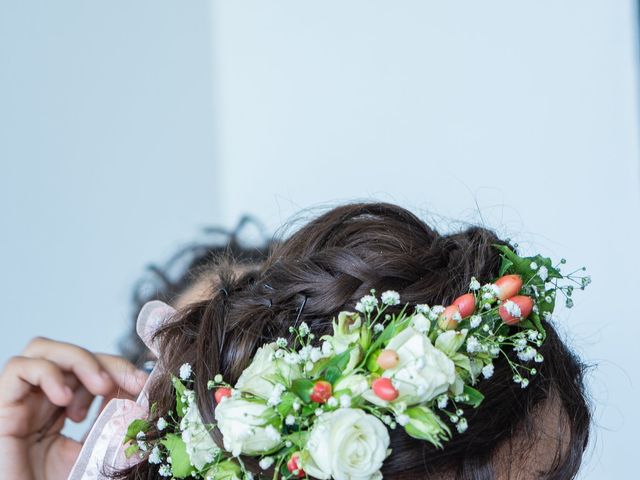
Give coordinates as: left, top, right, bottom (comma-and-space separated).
234, 343, 301, 399
364, 327, 455, 406
302, 408, 389, 480
214, 398, 282, 457
334, 374, 369, 397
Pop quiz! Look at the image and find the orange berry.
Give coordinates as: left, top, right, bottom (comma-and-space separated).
376, 349, 400, 370
287, 452, 305, 478
310, 380, 332, 404
494, 274, 523, 300
452, 293, 476, 318
372, 377, 399, 401
214, 387, 232, 404
437, 305, 462, 330
499, 295, 534, 325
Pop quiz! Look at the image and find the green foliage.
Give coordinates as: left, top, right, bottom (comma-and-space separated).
290, 378, 314, 403
161, 434, 194, 478
172, 376, 188, 418
123, 419, 150, 443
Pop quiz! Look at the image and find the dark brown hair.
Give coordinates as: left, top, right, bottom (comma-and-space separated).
115, 202, 591, 479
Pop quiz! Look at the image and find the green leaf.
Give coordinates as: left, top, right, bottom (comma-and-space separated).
286, 431, 310, 448
290, 378, 314, 403
172, 376, 187, 418
528, 312, 547, 339
318, 348, 352, 385
499, 257, 514, 276
123, 419, 150, 443
124, 443, 140, 459
277, 392, 297, 417
161, 434, 194, 478
460, 385, 485, 408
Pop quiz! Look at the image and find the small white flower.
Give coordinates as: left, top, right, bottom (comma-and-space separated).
534, 353, 544, 363
527, 330, 539, 342
309, 347, 323, 363
259, 457, 275, 470
355, 294, 378, 313
456, 418, 468, 433
339, 394, 351, 408
530, 261, 539, 270
321, 340, 333, 356
396, 414, 409, 426
415, 304, 430, 314
381, 290, 400, 306
283, 352, 301, 365
374, 323, 385, 333
274, 349, 285, 359
315, 408, 324, 417
156, 417, 167, 431
466, 336, 481, 353
292, 400, 301, 411
305, 361, 314, 372
285, 415, 296, 426
469, 277, 481, 291
503, 300, 522, 318
469, 315, 482, 328
520, 378, 530, 389
298, 322, 310, 336
179, 363, 192, 381
327, 397, 338, 408
159, 465, 172, 477
148, 446, 162, 464
267, 383, 286, 407
214, 374, 223, 383
482, 363, 494, 379
514, 337, 527, 351
538, 266, 549, 282
437, 394, 448, 409
276, 337, 288, 348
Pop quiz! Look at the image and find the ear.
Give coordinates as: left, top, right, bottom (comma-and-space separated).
136, 300, 177, 357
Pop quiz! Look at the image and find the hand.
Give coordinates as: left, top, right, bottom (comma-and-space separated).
0, 337, 148, 480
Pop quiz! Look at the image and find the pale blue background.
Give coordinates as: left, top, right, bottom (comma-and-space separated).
1, 1, 639, 478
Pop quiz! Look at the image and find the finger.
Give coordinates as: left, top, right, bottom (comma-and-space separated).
65, 385, 95, 423
95, 354, 148, 397
0, 356, 73, 406
22, 337, 113, 396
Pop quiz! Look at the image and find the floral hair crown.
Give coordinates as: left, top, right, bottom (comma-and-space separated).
124, 245, 590, 480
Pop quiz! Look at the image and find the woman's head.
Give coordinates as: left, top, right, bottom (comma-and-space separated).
118, 202, 590, 479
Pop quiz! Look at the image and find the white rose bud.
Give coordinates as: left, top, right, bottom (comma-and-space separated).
234, 343, 301, 399
403, 405, 451, 448
214, 398, 283, 456
302, 408, 389, 480
323, 312, 365, 372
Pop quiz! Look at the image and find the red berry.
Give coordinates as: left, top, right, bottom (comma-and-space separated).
287, 452, 305, 478
377, 349, 400, 370
499, 295, 534, 325
214, 387, 232, 404
452, 293, 476, 318
494, 274, 523, 300
372, 377, 399, 401
437, 305, 461, 330
310, 380, 332, 404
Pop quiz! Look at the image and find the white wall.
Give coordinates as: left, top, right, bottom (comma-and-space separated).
0, 1, 218, 383
211, 1, 640, 478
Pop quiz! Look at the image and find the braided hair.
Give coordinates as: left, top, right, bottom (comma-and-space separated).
114, 203, 590, 480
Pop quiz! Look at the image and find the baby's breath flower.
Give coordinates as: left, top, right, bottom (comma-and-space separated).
503, 300, 521, 318
298, 322, 310, 336
156, 417, 167, 431
214, 374, 223, 383
339, 394, 351, 408
396, 414, 409, 426
381, 290, 401, 306
566, 298, 574, 308
374, 323, 385, 333
530, 262, 539, 270
285, 415, 296, 426
314, 408, 324, 417
327, 397, 338, 408
148, 446, 162, 464
469, 315, 482, 328
469, 277, 481, 291
437, 394, 448, 409
538, 266, 549, 282
159, 465, 172, 477
179, 363, 192, 381
466, 336, 481, 353
267, 383, 286, 407
520, 378, 530, 389
259, 457, 275, 470
292, 400, 301, 411
482, 363, 494, 379
355, 294, 378, 313
456, 418, 468, 433
415, 304, 430, 314
276, 337, 288, 348
534, 353, 544, 363
517, 347, 537, 362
